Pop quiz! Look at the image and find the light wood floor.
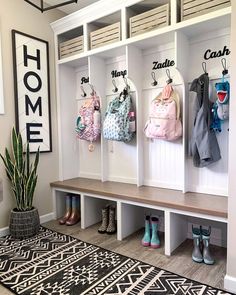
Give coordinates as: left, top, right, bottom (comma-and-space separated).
0, 220, 227, 294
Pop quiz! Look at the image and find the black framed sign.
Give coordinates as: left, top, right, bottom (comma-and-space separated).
12, 30, 52, 153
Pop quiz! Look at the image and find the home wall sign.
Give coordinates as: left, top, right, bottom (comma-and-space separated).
152, 59, 175, 70
12, 30, 52, 153
204, 45, 231, 60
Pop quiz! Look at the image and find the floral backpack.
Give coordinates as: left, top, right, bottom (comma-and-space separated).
103, 90, 135, 142
144, 84, 182, 141
75, 93, 101, 145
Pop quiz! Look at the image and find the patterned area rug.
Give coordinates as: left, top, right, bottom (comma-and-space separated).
0, 226, 232, 295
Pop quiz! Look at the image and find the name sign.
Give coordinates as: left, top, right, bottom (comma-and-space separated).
111, 70, 127, 78
81, 76, 89, 84
12, 30, 52, 153
152, 59, 175, 70
204, 45, 230, 60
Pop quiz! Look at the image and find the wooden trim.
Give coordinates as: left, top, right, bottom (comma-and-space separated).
50, 178, 228, 218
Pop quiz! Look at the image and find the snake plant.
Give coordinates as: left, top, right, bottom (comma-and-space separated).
0, 128, 40, 211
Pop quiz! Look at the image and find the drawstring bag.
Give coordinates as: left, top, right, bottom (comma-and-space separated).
211, 77, 230, 132
75, 93, 101, 150
144, 84, 182, 141
103, 89, 135, 142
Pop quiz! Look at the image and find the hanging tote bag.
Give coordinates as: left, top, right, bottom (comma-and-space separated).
144, 84, 182, 141
103, 94, 134, 142
75, 93, 101, 143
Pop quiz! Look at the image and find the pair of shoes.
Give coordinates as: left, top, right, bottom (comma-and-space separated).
192, 225, 214, 265
59, 194, 80, 226
98, 205, 116, 234
142, 216, 160, 249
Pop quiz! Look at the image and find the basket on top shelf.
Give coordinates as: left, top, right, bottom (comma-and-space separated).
59, 35, 84, 59
181, 0, 231, 21
90, 22, 121, 50
129, 4, 170, 38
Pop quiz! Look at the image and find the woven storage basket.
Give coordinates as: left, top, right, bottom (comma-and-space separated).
59, 35, 83, 59
130, 4, 169, 37
90, 22, 121, 50
181, 0, 231, 21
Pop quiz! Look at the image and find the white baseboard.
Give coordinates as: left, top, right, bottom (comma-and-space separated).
0, 212, 54, 237
0, 227, 9, 237
40, 212, 54, 224
224, 275, 236, 293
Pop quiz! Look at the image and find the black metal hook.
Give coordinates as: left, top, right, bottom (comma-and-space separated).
123, 77, 129, 88
151, 71, 158, 86
80, 86, 86, 97
221, 58, 228, 76
166, 69, 173, 84
112, 79, 118, 93
202, 62, 207, 74
89, 83, 95, 96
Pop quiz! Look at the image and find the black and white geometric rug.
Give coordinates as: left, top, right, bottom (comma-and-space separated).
0, 226, 232, 295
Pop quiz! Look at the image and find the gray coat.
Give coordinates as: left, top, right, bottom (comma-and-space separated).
190, 73, 221, 167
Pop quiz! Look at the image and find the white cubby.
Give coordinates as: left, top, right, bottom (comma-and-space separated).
51, 0, 231, 259
58, 26, 84, 59
126, 0, 171, 38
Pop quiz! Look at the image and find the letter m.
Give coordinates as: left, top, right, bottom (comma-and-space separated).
25, 95, 42, 116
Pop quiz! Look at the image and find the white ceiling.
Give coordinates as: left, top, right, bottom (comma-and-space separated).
44, 0, 99, 14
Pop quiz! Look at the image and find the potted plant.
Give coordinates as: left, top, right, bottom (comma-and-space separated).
0, 127, 40, 239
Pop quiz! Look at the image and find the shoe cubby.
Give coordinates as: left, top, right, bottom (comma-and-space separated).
126, 0, 171, 38
87, 11, 122, 50
80, 194, 117, 235
52, 190, 81, 220
165, 211, 227, 255
58, 26, 84, 60
118, 202, 164, 242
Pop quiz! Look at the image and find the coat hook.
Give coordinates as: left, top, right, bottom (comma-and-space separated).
151, 71, 158, 86
89, 83, 95, 96
80, 86, 86, 97
112, 79, 118, 93
123, 77, 129, 88
221, 58, 228, 76
202, 62, 208, 74
166, 69, 173, 84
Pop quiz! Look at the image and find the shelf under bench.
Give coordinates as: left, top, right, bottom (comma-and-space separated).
50, 177, 228, 219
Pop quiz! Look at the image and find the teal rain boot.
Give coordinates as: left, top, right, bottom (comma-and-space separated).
202, 226, 215, 265
142, 216, 151, 247
150, 217, 160, 249
192, 225, 203, 263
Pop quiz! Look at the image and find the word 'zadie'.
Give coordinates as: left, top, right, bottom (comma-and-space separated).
152, 59, 175, 70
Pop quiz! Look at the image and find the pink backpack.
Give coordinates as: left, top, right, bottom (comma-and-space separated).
76, 94, 101, 142
144, 85, 182, 141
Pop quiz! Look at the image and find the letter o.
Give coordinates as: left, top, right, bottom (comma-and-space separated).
24, 71, 42, 93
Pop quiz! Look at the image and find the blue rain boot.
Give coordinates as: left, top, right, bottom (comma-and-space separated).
192, 225, 203, 263
202, 226, 215, 265
150, 217, 160, 249
142, 216, 151, 247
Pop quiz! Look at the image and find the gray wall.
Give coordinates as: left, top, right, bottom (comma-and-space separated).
0, 0, 65, 228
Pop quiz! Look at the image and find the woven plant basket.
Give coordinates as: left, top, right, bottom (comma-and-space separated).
9, 208, 40, 239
